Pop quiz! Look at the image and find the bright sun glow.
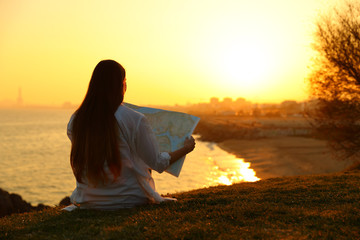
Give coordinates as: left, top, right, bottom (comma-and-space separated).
209, 32, 278, 97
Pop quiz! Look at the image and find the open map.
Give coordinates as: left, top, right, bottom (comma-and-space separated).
124, 103, 200, 177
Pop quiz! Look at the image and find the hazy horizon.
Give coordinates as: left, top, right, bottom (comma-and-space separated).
0, 93, 309, 110
0, 0, 339, 107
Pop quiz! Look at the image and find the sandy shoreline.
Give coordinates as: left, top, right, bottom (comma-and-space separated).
217, 136, 351, 180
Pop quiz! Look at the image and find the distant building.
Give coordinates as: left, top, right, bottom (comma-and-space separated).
62, 101, 72, 109
280, 100, 302, 116
210, 97, 219, 105
222, 97, 233, 105
16, 87, 23, 106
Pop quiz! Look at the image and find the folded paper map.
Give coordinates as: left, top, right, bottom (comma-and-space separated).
124, 103, 200, 177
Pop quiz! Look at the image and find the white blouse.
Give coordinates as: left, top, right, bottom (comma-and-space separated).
66, 104, 172, 210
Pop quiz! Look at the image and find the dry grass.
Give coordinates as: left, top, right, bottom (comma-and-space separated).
1, 170, 359, 239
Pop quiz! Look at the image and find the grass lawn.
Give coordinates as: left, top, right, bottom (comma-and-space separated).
1, 170, 359, 239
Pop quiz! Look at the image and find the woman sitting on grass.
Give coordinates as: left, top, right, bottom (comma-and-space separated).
65, 59, 195, 210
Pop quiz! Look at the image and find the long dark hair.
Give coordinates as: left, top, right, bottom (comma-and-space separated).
70, 60, 125, 186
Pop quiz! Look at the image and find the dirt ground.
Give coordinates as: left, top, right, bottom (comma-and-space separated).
218, 136, 351, 180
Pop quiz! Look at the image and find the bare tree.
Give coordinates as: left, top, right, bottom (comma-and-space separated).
307, 1, 360, 162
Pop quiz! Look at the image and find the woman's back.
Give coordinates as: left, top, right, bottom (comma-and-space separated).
68, 105, 166, 209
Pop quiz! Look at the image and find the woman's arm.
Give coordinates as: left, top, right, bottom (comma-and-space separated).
168, 136, 196, 165
136, 117, 196, 172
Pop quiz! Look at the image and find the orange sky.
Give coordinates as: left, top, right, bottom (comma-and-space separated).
0, 0, 339, 107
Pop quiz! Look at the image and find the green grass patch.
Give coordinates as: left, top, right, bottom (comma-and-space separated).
1, 171, 359, 239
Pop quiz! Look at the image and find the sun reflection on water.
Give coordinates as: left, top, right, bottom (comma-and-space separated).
207, 156, 260, 186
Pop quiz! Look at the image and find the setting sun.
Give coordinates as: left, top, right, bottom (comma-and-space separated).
213, 36, 276, 94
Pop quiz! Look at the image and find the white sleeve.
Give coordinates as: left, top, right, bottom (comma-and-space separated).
135, 117, 171, 173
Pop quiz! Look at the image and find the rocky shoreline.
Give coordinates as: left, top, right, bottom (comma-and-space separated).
0, 188, 70, 218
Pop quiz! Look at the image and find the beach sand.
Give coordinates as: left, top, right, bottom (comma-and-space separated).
218, 136, 351, 180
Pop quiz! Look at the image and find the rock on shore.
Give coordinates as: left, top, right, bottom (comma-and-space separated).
0, 188, 48, 218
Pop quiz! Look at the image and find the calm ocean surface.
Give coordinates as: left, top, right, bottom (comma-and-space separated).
0, 109, 258, 206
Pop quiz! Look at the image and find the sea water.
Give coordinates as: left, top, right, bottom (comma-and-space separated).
0, 109, 258, 206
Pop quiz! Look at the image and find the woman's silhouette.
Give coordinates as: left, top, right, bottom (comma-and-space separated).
66, 60, 195, 210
